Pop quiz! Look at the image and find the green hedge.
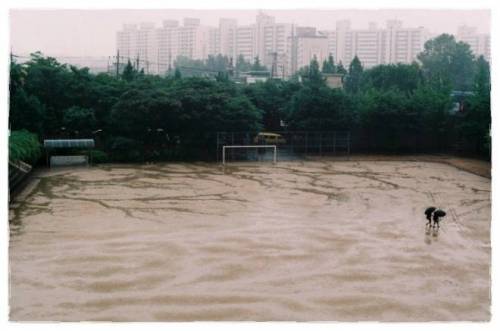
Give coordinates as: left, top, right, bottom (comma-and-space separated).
9, 130, 42, 165
90, 150, 109, 163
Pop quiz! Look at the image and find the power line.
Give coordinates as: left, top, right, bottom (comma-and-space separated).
12, 52, 240, 76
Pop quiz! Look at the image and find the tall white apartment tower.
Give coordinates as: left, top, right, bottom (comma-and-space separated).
383, 20, 428, 65
250, 12, 294, 76
177, 18, 209, 60
255, 11, 276, 62
335, 20, 351, 66
116, 22, 157, 74
219, 18, 237, 60
348, 22, 386, 67
290, 27, 329, 74
156, 20, 179, 74
330, 20, 428, 68
456, 25, 491, 62
116, 24, 138, 60
320, 30, 337, 60
235, 25, 256, 62
206, 27, 219, 56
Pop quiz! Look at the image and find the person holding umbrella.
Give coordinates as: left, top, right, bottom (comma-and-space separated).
432, 209, 447, 229
425, 206, 436, 228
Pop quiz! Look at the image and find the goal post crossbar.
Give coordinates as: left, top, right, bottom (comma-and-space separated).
222, 145, 277, 165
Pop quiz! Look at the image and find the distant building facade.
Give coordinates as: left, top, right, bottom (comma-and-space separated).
321, 20, 429, 69
116, 22, 157, 73
235, 25, 256, 62
116, 13, 489, 77
456, 25, 491, 62
290, 27, 329, 74
156, 20, 179, 73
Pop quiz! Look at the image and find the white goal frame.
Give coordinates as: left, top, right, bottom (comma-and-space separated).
222, 145, 277, 165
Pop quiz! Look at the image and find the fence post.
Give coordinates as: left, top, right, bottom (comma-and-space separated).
319, 132, 323, 156
347, 132, 351, 154
231, 132, 234, 161
333, 131, 337, 155
216, 132, 219, 162
305, 132, 308, 155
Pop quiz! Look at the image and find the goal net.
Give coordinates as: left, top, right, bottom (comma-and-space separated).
222, 145, 277, 165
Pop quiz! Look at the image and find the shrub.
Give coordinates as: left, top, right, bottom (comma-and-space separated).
107, 136, 143, 162
90, 150, 109, 163
9, 130, 41, 165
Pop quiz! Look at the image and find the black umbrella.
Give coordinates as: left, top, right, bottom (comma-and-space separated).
433, 209, 446, 222
425, 207, 436, 221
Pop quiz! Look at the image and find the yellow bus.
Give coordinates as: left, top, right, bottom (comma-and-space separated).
253, 132, 287, 145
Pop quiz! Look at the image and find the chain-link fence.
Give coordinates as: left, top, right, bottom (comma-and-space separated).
216, 131, 350, 162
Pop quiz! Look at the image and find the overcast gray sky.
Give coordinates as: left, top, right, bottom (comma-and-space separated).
10, 9, 491, 57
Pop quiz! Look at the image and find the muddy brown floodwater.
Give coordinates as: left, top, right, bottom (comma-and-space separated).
9, 161, 491, 321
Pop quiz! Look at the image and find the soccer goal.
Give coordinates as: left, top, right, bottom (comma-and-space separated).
222, 145, 277, 165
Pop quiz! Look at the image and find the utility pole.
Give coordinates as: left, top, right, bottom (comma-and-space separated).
228, 57, 234, 78
168, 51, 172, 75
271, 52, 278, 79
116, 50, 120, 77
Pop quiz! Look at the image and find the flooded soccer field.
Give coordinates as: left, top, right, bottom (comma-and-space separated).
9, 160, 491, 321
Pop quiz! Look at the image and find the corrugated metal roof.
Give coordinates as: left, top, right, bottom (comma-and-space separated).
44, 139, 95, 148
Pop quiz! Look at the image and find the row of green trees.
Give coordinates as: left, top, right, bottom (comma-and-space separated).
9, 34, 491, 163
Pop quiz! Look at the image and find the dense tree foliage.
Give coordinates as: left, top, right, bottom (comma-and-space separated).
296, 56, 325, 88
362, 62, 423, 95
251, 56, 267, 71
288, 85, 356, 131
9, 33, 491, 164
9, 130, 42, 164
243, 79, 301, 131
457, 55, 491, 156
336, 61, 347, 75
344, 56, 363, 94
418, 34, 475, 91
235, 55, 253, 73
321, 55, 336, 74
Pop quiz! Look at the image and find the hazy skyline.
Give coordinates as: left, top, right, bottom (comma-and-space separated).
10, 9, 491, 57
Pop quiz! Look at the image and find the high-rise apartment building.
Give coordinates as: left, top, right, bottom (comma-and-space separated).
320, 30, 337, 61
347, 23, 385, 68
333, 20, 351, 66
235, 25, 256, 62
117, 14, 488, 78
116, 22, 157, 74
254, 11, 276, 62
260, 23, 294, 74
218, 18, 237, 59
456, 25, 491, 62
156, 20, 179, 74
177, 18, 209, 60
323, 20, 428, 69
116, 24, 138, 60
383, 20, 428, 65
117, 19, 211, 75
207, 27, 220, 56
290, 27, 329, 74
